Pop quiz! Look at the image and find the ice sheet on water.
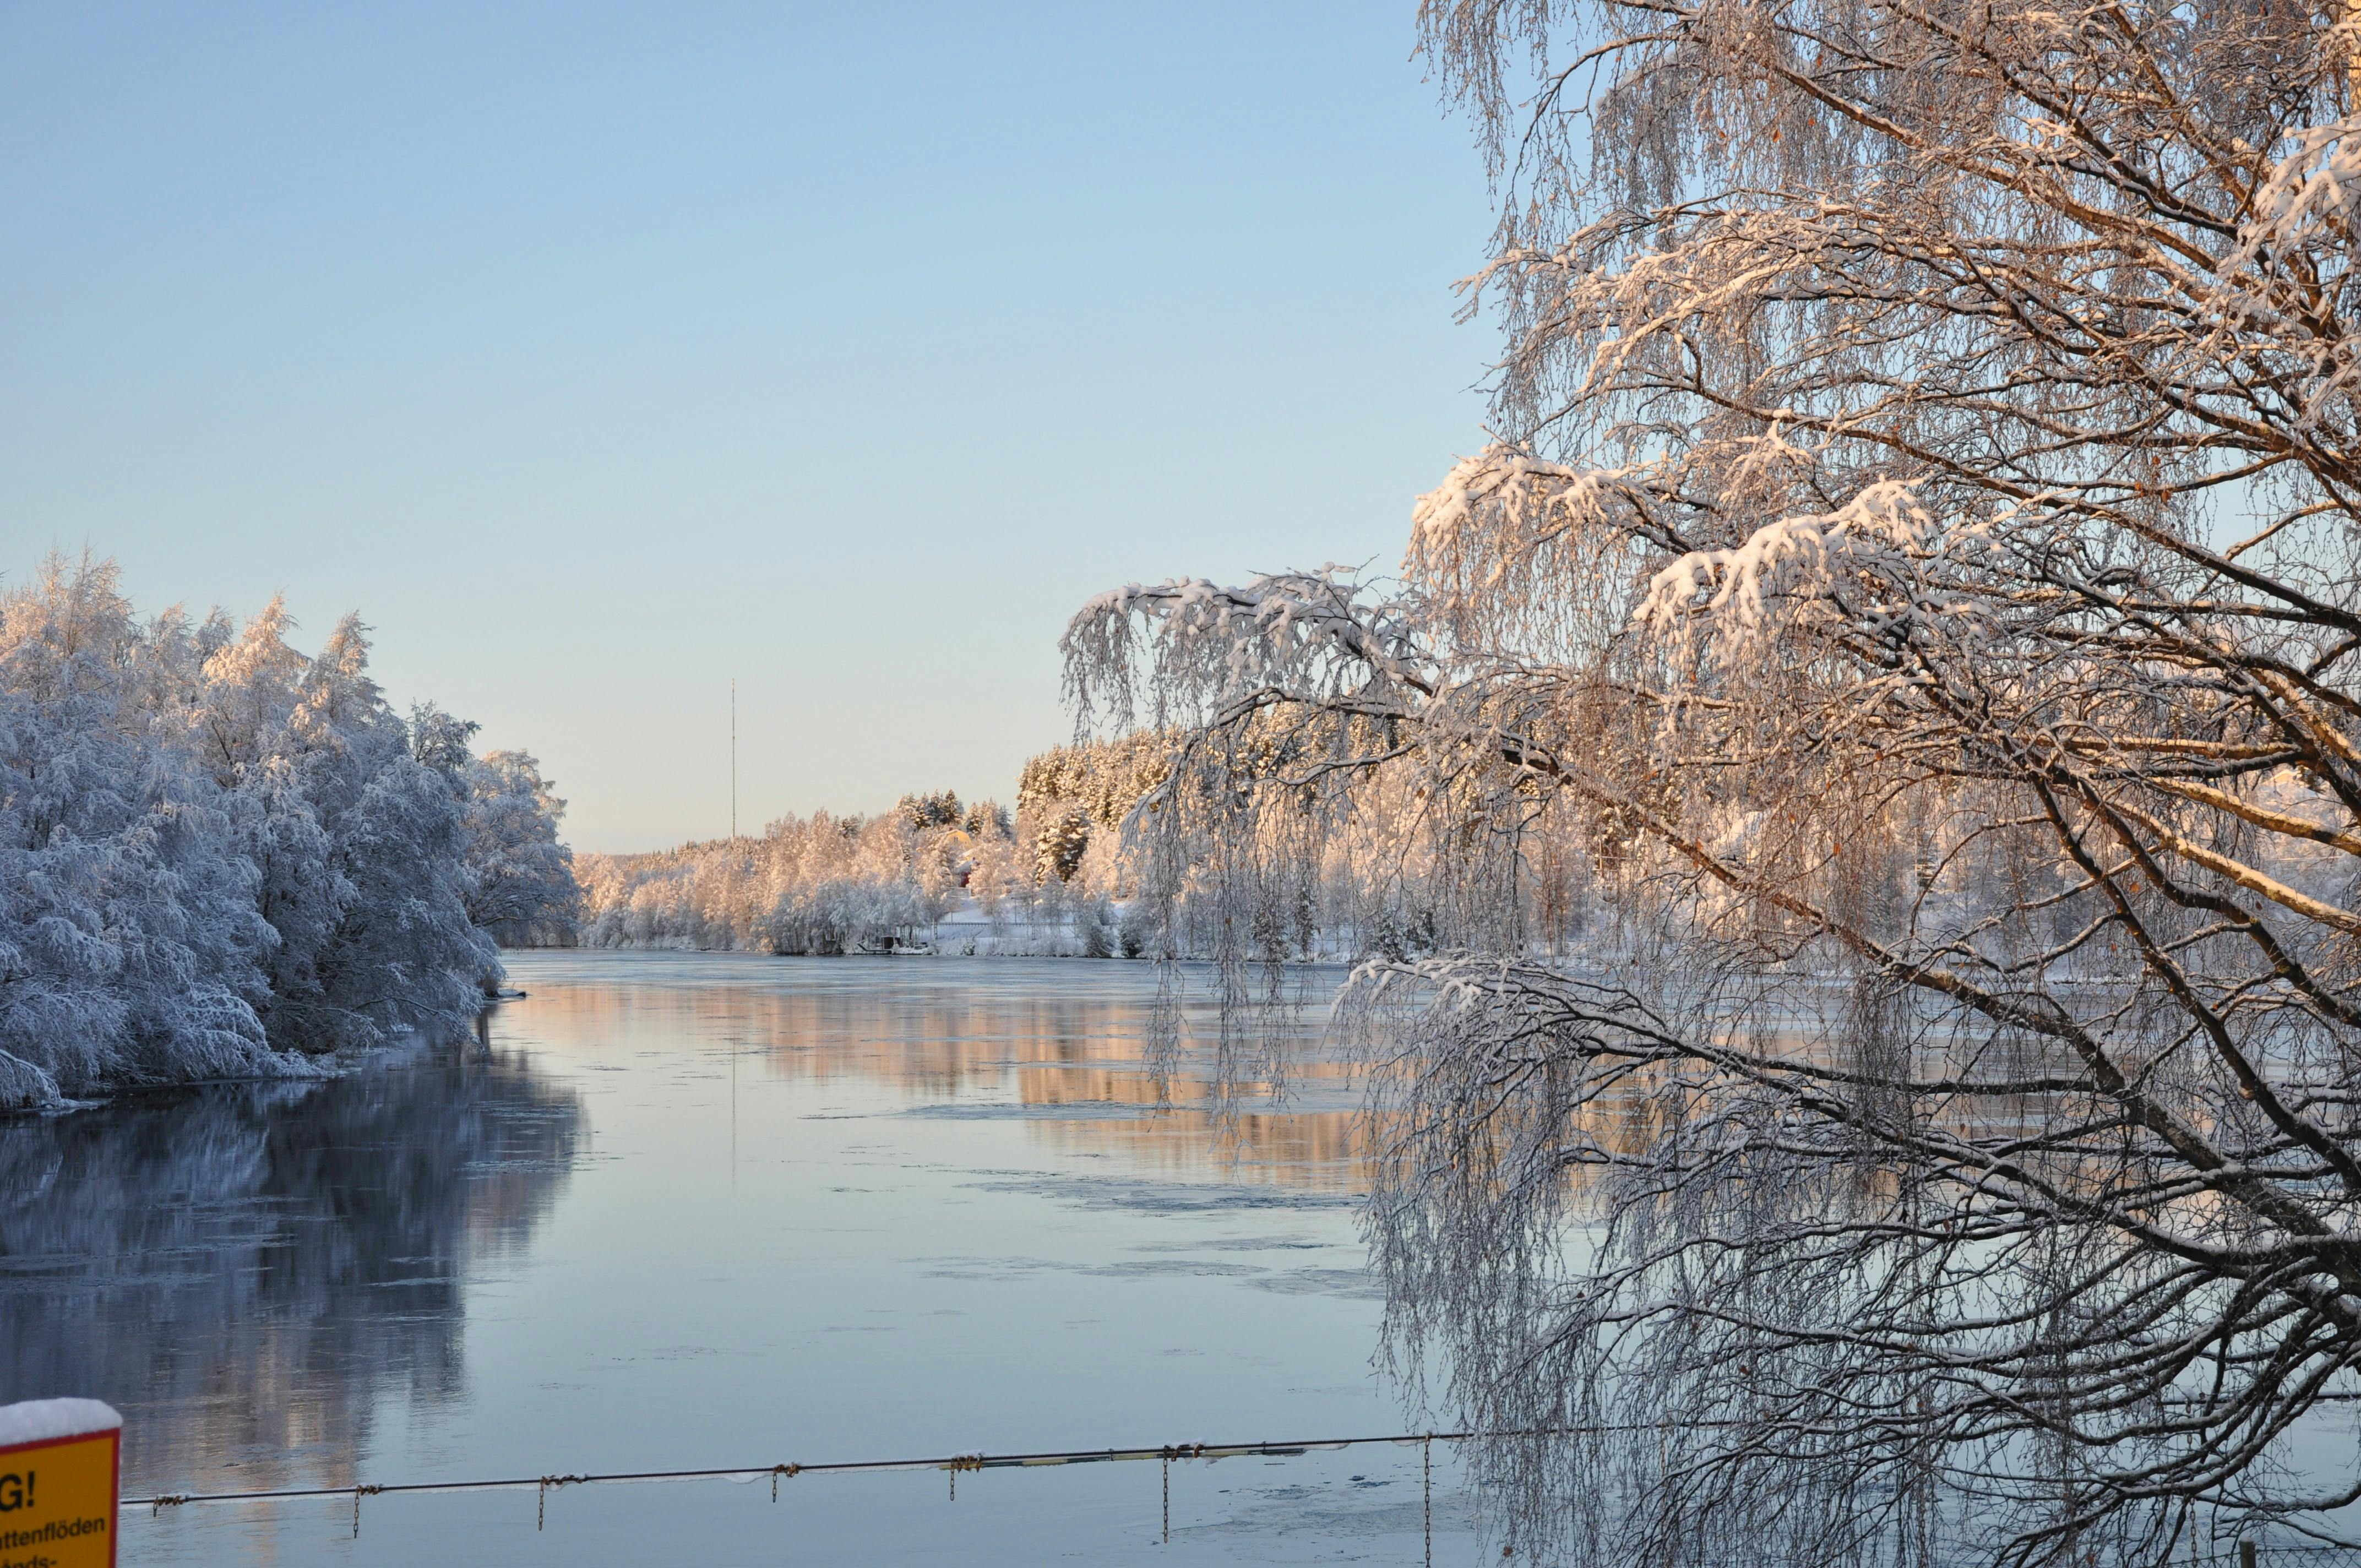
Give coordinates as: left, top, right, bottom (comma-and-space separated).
917, 1250, 1380, 1299
962, 1170, 1359, 1213
901, 1099, 1147, 1121
1243, 1269, 1383, 1299
921, 1255, 1270, 1282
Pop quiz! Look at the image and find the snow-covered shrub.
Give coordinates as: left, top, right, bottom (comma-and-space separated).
1073, 898, 1117, 959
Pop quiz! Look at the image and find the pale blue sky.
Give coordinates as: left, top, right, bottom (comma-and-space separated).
1, 3, 1495, 851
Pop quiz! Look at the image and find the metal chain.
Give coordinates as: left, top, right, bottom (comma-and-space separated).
1424, 1436, 1433, 1568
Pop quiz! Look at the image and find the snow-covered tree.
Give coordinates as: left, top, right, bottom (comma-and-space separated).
461, 749, 582, 949
1068, 7, 2361, 1563
964, 826, 1028, 937
1031, 804, 1092, 886
0, 558, 276, 1103
0, 554, 574, 1104
897, 789, 963, 831
222, 613, 497, 1053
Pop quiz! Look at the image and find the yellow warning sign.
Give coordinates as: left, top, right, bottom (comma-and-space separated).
0, 1425, 118, 1568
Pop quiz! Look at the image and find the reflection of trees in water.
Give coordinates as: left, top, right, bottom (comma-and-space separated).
0, 1048, 583, 1489
521, 968, 1363, 1188
1017, 1065, 1368, 1191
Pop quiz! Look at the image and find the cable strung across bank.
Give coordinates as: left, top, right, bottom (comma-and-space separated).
133, 1427, 1482, 1553
130, 1425, 1470, 1511
127, 1424, 2361, 1563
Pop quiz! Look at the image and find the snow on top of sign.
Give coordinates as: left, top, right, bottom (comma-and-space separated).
0, 1399, 121, 1447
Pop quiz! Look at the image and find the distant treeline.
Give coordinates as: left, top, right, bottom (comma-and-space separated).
571, 720, 1555, 964
570, 733, 1171, 955
0, 556, 580, 1108
575, 794, 1085, 956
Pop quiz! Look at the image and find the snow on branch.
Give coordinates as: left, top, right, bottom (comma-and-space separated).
1061, 569, 1432, 735
2237, 104, 2361, 262
1625, 476, 2015, 671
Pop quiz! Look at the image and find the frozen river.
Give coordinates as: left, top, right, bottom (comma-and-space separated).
5, 951, 1475, 1564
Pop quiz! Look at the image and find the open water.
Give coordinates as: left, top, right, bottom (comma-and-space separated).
3, 951, 1477, 1565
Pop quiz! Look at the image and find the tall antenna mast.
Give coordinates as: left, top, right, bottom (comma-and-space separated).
730, 677, 738, 840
